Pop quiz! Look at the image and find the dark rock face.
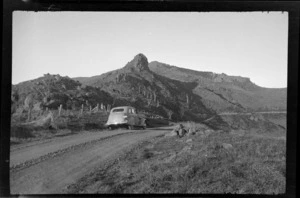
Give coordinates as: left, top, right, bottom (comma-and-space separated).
125, 53, 149, 72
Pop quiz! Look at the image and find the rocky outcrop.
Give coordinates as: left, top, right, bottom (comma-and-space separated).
12, 74, 113, 120
124, 53, 150, 72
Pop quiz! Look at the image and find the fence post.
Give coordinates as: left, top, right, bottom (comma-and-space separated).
49, 110, 54, 123
58, 104, 62, 116
96, 103, 99, 112
27, 108, 31, 122
90, 105, 92, 114
81, 104, 84, 116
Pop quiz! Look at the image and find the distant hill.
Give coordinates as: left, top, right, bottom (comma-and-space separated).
75, 54, 286, 115
148, 61, 287, 113
12, 53, 286, 126
74, 54, 215, 122
11, 74, 113, 115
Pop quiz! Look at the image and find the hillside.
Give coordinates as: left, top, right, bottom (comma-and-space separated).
74, 54, 217, 123
74, 54, 286, 117
11, 74, 113, 116
148, 61, 287, 113
12, 53, 286, 130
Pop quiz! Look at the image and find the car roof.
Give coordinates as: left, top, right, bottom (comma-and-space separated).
111, 106, 135, 110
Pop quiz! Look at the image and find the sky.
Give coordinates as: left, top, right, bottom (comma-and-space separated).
13, 11, 288, 88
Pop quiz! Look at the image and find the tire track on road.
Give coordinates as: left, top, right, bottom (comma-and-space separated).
10, 130, 147, 172
10, 129, 139, 168
10, 128, 169, 194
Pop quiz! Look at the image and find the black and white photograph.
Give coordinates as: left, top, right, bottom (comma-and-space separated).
2, 1, 298, 196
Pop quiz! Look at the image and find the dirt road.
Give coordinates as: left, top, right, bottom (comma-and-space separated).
10, 128, 171, 194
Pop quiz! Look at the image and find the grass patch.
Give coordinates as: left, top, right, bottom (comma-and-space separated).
10, 111, 108, 144
68, 128, 286, 194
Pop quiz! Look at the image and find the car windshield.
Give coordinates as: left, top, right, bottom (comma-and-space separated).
128, 108, 136, 114
112, 108, 124, 113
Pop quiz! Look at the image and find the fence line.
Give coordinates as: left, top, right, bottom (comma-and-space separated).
54, 103, 112, 118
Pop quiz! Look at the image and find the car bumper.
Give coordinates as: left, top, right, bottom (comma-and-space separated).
105, 121, 128, 126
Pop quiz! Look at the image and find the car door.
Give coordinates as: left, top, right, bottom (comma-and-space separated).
133, 108, 146, 126
131, 108, 140, 126
127, 108, 136, 126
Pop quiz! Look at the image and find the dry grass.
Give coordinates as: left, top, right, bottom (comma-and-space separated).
10, 111, 109, 144
67, 125, 286, 194
183, 121, 209, 133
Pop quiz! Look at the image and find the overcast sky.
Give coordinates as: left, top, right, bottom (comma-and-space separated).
13, 11, 288, 88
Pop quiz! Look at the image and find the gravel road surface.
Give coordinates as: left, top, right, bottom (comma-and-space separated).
10, 128, 170, 194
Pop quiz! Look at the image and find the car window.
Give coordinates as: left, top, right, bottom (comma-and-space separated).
112, 108, 124, 113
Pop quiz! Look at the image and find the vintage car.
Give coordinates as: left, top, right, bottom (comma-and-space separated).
105, 106, 146, 130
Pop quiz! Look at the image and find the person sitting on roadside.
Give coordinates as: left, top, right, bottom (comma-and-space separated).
177, 124, 187, 138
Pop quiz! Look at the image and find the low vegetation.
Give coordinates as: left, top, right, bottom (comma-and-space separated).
10, 110, 109, 144
10, 108, 170, 144
67, 123, 286, 194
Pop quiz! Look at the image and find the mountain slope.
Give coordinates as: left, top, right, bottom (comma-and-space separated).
148, 61, 287, 113
11, 53, 286, 131
76, 54, 216, 122
12, 74, 113, 114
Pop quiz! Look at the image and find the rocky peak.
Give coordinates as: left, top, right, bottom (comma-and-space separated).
125, 53, 149, 72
